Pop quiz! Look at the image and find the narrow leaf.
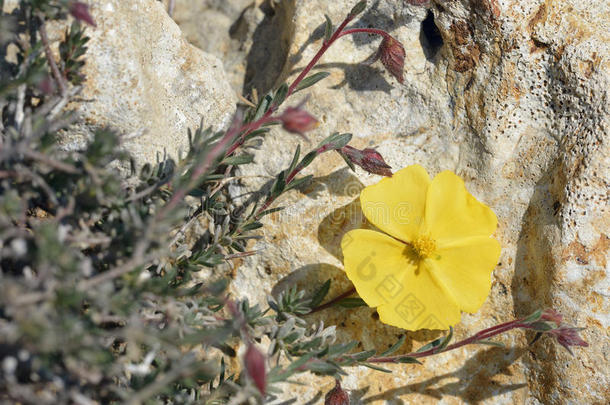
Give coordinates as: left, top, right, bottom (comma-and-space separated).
379, 334, 406, 357
288, 144, 301, 174
294, 71, 331, 93
477, 339, 506, 348
361, 363, 391, 373
273, 83, 289, 106
222, 153, 254, 166
350, 349, 376, 361
309, 279, 331, 309
348, 1, 367, 18
437, 326, 453, 351
523, 309, 543, 323
324, 15, 333, 42
286, 175, 313, 191
326, 341, 359, 358
395, 356, 422, 364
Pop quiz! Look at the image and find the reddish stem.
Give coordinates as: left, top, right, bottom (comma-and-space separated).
287, 15, 355, 97
308, 287, 357, 315
367, 320, 527, 363
338, 27, 391, 40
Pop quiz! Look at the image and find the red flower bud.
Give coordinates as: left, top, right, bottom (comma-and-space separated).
69, 2, 97, 27
325, 379, 349, 405
244, 343, 266, 396
549, 327, 589, 355
378, 35, 405, 83
280, 106, 319, 135
340, 145, 392, 177
540, 309, 563, 325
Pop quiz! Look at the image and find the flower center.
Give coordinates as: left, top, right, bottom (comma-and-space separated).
411, 235, 437, 258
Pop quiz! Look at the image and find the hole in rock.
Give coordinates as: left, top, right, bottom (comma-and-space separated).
420, 9, 443, 61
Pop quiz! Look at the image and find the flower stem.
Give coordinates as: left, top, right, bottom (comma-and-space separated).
308, 287, 357, 315
338, 27, 391, 40
287, 15, 355, 97
367, 319, 527, 363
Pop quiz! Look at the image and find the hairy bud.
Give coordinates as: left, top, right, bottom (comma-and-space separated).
244, 343, 266, 396
378, 35, 405, 83
69, 2, 97, 27
280, 106, 319, 136
325, 379, 349, 405
340, 145, 392, 177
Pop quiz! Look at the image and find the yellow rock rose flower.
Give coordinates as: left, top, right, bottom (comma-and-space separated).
341, 165, 501, 330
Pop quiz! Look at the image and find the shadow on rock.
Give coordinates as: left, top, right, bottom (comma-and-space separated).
271, 263, 442, 360
242, 1, 296, 96
355, 347, 527, 404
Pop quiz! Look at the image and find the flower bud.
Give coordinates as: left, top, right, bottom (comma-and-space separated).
540, 309, 563, 325
244, 343, 266, 396
340, 145, 392, 177
549, 326, 589, 355
280, 106, 319, 135
378, 35, 405, 83
325, 379, 349, 405
69, 2, 97, 27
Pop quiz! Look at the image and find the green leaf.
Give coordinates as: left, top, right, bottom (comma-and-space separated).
528, 321, 553, 332
350, 349, 376, 361
253, 94, 273, 121
318, 132, 352, 150
286, 175, 313, 191
306, 360, 346, 376
416, 327, 452, 354
222, 153, 254, 166
324, 15, 333, 42
240, 221, 263, 232
294, 71, 331, 93
437, 326, 453, 351
309, 279, 331, 309
298, 150, 318, 170
288, 145, 301, 174
336, 297, 367, 308
326, 341, 359, 358
379, 334, 406, 357
395, 356, 422, 364
416, 338, 442, 353
271, 171, 286, 197
476, 340, 506, 348
273, 83, 289, 106
361, 362, 391, 373
348, 1, 367, 18
523, 309, 543, 323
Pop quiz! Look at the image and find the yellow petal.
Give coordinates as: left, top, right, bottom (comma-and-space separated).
427, 236, 501, 313
376, 265, 461, 330
423, 171, 498, 246
341, 229, 460, 330
360, 165, 430, 242
341, 229, 415, 308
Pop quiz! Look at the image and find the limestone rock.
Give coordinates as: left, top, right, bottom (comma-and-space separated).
168, 0, 294, 95
226, 0, 608, 403
2, 0, 237, 166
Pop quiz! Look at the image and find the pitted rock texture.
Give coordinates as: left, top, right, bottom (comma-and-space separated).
1, 0, 237, 166
178, 0, 607, 403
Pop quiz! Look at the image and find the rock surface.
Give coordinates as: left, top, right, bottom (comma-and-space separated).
168, 0, 294, 95
1, 0, 237, 166
169, 0, 608, 403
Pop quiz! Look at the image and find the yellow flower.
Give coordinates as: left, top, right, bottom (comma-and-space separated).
341, 165, 501, 330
